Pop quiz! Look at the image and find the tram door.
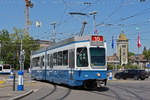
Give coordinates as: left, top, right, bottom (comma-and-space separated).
69, 49, 75, 80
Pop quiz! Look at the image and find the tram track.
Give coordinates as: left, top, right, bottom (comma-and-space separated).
117, 85, 150, 93
109, 84, 147, 100
38, 84, 57, 100
56, 88, 71, 100
86, 87, 125, 100
42, 84, 71, 100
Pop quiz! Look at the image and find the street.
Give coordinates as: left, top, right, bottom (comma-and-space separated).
0, 73, 150, 100
21, 78, 150, 100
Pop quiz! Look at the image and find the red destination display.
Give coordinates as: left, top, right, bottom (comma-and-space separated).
91, 36, 103, 42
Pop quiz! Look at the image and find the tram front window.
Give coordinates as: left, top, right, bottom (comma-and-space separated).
90, 48, 105, 66
77, 47, 88, 67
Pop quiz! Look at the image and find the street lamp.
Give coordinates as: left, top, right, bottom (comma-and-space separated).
89, 11, 98, 34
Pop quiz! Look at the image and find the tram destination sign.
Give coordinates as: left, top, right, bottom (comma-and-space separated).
90, 35, 104, 46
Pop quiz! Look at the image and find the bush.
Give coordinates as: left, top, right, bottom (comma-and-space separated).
107, 64, 114, 70
124, 64, 138, 69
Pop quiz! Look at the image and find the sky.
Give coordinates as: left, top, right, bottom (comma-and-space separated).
0, 0, 150, 56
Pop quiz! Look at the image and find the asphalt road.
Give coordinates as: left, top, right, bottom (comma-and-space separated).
20, 78, 150, 100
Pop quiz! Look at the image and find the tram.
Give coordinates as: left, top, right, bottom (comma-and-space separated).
0, 64, 11, 74
30, 35, 107, 88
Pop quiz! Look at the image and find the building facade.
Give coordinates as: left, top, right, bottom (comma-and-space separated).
117, 32, 128, 65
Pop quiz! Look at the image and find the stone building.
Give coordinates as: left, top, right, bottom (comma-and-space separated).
117, 32, 128, 65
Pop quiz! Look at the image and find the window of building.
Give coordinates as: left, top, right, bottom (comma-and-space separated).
123, 52, 125, 56
122, 45, 126, 48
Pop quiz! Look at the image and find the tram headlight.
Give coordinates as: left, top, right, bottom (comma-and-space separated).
97, 73, 101, 77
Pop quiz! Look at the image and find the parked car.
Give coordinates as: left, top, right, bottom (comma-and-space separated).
114, 69, 147, 80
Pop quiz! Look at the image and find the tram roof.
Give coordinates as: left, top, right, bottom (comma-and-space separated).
32, 35, 91, 55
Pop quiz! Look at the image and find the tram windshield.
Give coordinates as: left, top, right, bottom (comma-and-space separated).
77, 47, 88, 67
90, 47, 105, 66
3, 65, 11, 69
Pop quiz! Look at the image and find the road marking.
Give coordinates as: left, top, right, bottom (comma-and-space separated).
0, 80, 5, 84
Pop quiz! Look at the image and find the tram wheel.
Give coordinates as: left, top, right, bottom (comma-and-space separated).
83, 80, 97, 89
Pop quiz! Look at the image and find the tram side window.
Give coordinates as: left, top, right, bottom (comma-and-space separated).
63, 50, 68, 66
58, 51, 63, 66
53, 53, 57, 66
47, 54, 50, 66
50, 54, 53, 68
0, 65, 2, 71
41, 56, 44, 67
32, 57, 40, 67
77, 47, 88, 67
0, 66, 2, 71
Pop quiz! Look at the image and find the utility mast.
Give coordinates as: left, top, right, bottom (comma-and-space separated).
25, 0, 33, 36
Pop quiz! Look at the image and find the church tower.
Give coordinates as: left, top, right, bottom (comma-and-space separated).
117, 32, 128, 65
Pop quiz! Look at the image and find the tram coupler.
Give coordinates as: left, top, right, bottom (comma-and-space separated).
96, 79, 107, 87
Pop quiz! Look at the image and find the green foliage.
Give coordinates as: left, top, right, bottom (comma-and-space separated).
0, 28, 40, 69
117, 64, 122, 69
128, 52, 135, 57
107, 64, 114, 70
142, 46, 150, 62
124, 64, 138, 69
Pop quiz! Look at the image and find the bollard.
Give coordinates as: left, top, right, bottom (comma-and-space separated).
17, 70, 24, 91
10, 69, 14, 79
109, 70, 112, 80
13, 72, 16, 91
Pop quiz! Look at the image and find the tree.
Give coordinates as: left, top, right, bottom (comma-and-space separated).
142, 46, 150, 63
0, 28, 40, 69
0, 29, 13, 64
10, 27, 40, 69
22, 35, 40, 69
128, 52, 135, 57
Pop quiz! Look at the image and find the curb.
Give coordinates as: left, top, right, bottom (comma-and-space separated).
9, 90, 33, 100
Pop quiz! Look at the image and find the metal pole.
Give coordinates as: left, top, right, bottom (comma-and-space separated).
25, 6, 27, 34
54, 24, 56, 42
51, 22, 56, 42
27, 7, 29, 36
20, 39, 22, 71
89, 11, 97, 35
13, 72, 16, 91
93, 14, 96, 34
138, 48, 141, 69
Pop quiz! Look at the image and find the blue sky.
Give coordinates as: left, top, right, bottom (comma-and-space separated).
0, 0, 150, 56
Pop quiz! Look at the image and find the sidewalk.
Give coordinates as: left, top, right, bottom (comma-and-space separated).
0, 74, 43, 100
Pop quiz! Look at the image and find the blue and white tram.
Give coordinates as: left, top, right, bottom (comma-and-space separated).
30, 35, 107, 88
0, 64, 11, 74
